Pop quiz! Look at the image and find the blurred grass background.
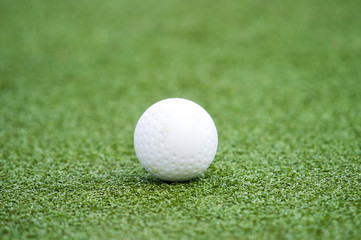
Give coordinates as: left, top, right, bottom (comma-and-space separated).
1, 0, 360, 239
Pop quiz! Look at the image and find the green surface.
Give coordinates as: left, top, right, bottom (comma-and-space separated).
1, 0, 361, 239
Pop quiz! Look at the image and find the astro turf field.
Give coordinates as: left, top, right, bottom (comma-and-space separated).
1, 0, 361, 239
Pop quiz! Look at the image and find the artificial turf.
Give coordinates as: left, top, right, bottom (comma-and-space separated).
1, 0, 361, 239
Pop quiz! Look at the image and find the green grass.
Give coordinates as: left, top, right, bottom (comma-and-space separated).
1, 0, 361, 239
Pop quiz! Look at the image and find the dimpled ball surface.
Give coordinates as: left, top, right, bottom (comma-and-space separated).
134, 98, 218, 181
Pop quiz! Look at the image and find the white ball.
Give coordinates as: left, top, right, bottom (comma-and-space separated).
134, 98, 218, 181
